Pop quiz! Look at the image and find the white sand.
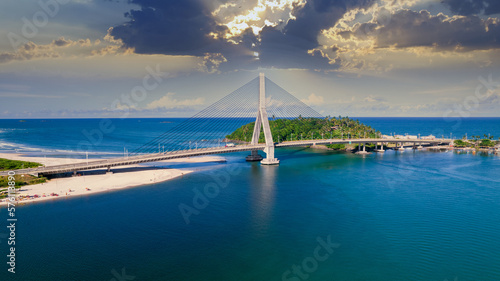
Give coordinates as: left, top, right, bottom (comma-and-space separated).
0, 153, 225, 206
0, 152, 89, 166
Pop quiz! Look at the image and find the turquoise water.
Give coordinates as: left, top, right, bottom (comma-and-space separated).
1, 118, 499, 155
0, 118, 500, 280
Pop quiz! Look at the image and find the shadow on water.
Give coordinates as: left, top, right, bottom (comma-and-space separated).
276, 146, 347, 161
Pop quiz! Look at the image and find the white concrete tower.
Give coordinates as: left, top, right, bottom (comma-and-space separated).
246, 73, 279, 165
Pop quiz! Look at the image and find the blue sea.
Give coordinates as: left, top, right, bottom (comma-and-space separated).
0, 117, 499, 281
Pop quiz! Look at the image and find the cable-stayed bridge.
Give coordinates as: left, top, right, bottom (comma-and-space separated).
1, 74, 452, 176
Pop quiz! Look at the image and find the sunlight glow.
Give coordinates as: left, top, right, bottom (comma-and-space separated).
214, 0, 305, 39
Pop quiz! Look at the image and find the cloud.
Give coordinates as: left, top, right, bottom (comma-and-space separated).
111, 0, 229, 55
316, 1, 500, 73
321, 88, 500, 117
345, 9, 500, 51
255, 0, 376, 70
109, 101, 135, 111
363, 95, 386, 102
255, 25, 336, 70
99, 93, 207, 117
0, 35, 126, 64
198, 53, 228, 73
213, 0, 301, 38
301, 93, 324, 106
109, 0, 377, 71
0, 42, 60, 64
442, 0, 500, 16
53, 37, 72, 47
145, 93, 205, 110
285, 0, 375, 45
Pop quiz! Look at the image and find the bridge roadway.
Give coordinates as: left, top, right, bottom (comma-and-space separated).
276, 138, 451, 148
0, 138, 452, 176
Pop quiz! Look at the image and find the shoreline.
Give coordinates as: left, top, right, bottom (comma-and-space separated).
0, 152, 226, 206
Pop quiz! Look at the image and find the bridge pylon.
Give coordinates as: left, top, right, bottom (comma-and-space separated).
245, 73, 279, 165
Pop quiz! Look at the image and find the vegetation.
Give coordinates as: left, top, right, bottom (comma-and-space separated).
454, 139, 470, 148
0, 174, 47, 188
0, 174, 47, 199
365, 143, 376, 149
468, 134, 496, 142
479, 139, 496, 148
456, 135, 498, 148
0, 158, 43, 171
0, 158, 45, 199
226, 116, 380, 143
326, 143, 346, 150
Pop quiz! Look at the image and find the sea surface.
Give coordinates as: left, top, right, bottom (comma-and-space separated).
0, 117, 499, 281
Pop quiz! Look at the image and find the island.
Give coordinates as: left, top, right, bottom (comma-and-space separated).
226, 116, 380, 150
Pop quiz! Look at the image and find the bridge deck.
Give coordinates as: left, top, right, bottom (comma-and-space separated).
0, 138, 451, 176
276, 138, 450, 147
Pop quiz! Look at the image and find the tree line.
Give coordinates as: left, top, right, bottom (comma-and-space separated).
226, 116, 381, 143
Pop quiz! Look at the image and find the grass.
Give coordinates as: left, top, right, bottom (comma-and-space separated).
0, 158, 43, 171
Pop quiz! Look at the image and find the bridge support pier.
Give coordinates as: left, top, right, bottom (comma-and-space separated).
397, 142, 404, 151
378, 142, 385, 153
246, 150, 263, 161
356, 143, 369, 155
261, 148, 279, 165
247, 73, 279, 165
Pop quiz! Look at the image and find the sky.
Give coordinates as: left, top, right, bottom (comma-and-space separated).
1, 0, 499, 118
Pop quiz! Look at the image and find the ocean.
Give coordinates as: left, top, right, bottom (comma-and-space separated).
0, 117, 499, 281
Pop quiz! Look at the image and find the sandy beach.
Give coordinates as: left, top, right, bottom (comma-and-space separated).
0, 153, 225, 206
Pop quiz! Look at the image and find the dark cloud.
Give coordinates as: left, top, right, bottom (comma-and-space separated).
256, 0, 375, 70
351, 9, 500, 51
256, 25, 335, 69
111, 0, 229, 55
285, 0, 375, 45
53, 37, 71, 47
111, 0, 375, 70
111, 0, 264, 71
442, 0, 500, 16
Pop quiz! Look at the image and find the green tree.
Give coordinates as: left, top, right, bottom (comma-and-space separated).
226, 117, 380, 143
